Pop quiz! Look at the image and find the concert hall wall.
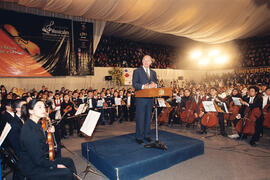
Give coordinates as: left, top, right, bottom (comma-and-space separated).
0, 67, 234, 92
0, 9, 93, 77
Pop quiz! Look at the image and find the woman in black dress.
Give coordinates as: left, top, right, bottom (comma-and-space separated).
19, 99, 77, 180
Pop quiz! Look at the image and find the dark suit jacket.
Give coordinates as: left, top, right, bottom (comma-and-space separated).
7, 114, 23, 156
132, 67, 158, 91
19, 119, 57, 176
239, 95, 263, 118
0, 111, 14, 133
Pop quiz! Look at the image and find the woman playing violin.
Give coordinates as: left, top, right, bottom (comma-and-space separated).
19, 99, 77, 180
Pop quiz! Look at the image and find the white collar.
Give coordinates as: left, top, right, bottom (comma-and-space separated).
7, 111, 15, 117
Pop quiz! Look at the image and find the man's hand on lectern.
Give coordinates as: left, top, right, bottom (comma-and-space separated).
149, 82, 157, 88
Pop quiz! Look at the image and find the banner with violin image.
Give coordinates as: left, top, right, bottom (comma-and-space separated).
0, 9, 93, 77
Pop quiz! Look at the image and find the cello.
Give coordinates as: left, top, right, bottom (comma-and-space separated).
180, 97, 197, 124
201, 101, 221, 128
225, 100, 241, 121
263, 103, 270, 128
236, 106, 261, 136
158, 100, 173, 123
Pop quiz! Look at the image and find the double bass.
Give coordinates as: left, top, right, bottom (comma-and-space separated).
236, 106, 261, 136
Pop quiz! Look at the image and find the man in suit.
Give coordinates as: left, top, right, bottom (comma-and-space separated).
236, 86, 263, 146
132, 55, 158, 144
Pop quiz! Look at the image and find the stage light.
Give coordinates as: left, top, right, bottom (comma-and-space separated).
208, 49, 220, 57
199, 58, 209, 65
214, 55, 228, 64
190, 50, 202, 59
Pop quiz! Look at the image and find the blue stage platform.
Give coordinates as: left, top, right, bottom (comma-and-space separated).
81, 130, 204, 180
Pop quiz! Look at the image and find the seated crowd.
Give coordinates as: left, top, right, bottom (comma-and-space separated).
94, 36, 176, 69
94, 35, 270, 69
237, 36, 270, 67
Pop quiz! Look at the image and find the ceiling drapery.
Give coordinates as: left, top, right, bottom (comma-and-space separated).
2, 0, 270, 44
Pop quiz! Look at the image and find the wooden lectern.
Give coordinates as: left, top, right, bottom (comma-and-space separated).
135, 87, 172, 98
135, 87, 172, 150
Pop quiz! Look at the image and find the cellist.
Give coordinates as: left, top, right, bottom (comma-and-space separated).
200, 87, 227, 136
235, 86, 263, 146
180, 89, 197, 127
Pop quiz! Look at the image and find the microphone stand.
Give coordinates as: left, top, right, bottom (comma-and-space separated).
144, 97, 168, 150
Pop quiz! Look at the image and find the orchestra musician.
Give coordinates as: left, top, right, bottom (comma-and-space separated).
6, 99, 26, 157
200, 87, 227, 136
86, 90, 97, 111
180, 89, 197, 127
60, 94, 75, 138
126, 91, 135, 121
19, 99, 77, 180
119, 90, 128, 122
236, 86, 263, 146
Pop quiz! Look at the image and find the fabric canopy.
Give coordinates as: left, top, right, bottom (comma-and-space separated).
2, 0, 270, 45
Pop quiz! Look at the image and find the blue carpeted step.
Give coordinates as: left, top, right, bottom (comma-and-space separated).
82, 130, 204, 180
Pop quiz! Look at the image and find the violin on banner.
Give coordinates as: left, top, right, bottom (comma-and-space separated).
3, 24, 40, 56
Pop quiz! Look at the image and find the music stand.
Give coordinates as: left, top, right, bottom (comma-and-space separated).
135, 88, 172, 150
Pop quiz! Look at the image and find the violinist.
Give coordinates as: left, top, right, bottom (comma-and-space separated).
60, 94, 74, 138
200, 87, 227, 136
236, 86, 263, 146
19, 99, 77, 180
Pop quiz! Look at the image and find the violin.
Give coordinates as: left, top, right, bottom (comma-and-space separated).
3, 24, 40, 56
64, 105, 72, 113
180, 97, 197, 124
236, 106, 261, 136
41, 116, 57, 161
263, 104, 270, 128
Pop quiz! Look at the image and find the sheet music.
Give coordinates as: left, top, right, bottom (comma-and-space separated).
222, 102, 229, 113
75, 103, 85, 116
157, 98, 166, 107
232, 97, 242, 106
115, 98, 121, 106
176, 96, 181, 103
97, 100, 104, 107
202, 101, 217, 112
55, 110, 61, 120
80, 110, 101, 137
0, 123, 11, 146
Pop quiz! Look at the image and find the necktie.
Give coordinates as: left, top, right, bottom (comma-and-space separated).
146, 68, 150, 80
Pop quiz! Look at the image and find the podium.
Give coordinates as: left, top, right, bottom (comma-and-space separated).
135, 87, 172, 150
